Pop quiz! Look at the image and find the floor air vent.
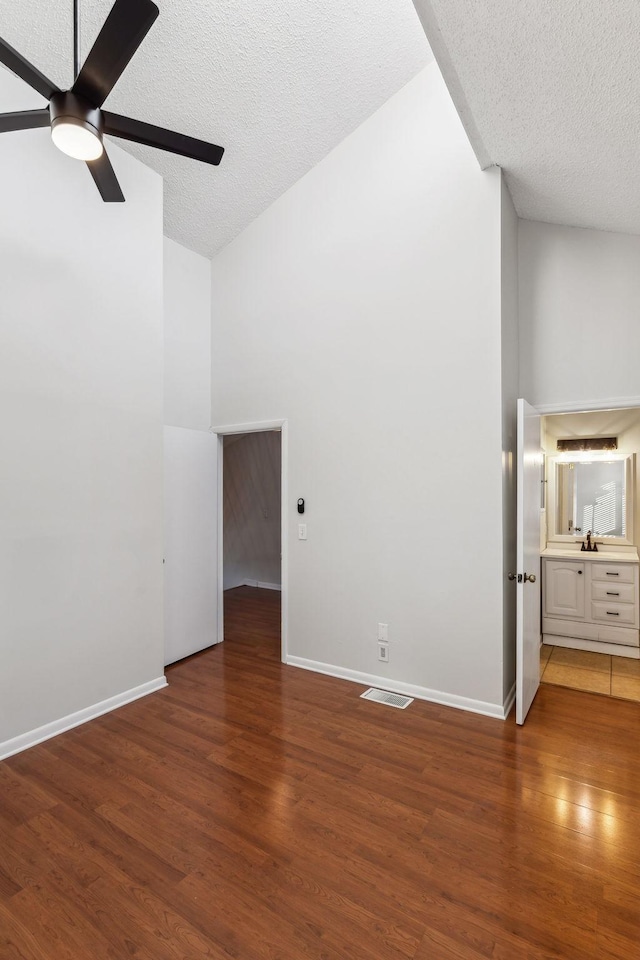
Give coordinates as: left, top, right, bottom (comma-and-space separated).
360, 688, 413, 709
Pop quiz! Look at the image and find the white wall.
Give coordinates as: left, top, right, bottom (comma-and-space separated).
0, 70, 165, 754
223, 432, 281, 590
501, 182, 519, 702
519, 220, 640, 408
164, 237, 212, 430
211, 64, 507, 714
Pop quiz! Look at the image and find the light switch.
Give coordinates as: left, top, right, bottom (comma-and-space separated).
298, 523, 307, 540
377, 623, 388, 642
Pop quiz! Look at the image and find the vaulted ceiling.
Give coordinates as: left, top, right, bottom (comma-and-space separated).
4, 2, 638, 257
0, 0, 431, 256
413, 0, 640, 236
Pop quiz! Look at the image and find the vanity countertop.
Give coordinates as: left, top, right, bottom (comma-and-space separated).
541, 547, 640, 563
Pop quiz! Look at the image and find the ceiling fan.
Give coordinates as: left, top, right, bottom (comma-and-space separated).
0, 0, 224, 201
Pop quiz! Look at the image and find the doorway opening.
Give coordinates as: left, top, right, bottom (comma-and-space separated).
538, 404, 640, 704
213, 420, 288, 663
517, 396, 640, 723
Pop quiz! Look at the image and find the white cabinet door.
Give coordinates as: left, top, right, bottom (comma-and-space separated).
544, 560, 585, 618
163, 426, 218, 666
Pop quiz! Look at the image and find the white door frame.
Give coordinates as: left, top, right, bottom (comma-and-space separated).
211, 419, 288, 662
535, 396, 640, 415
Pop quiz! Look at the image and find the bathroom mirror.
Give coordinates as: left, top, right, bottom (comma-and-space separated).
548, 453, 635, 544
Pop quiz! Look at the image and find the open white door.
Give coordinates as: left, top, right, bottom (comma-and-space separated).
164, 426, 218, 666
515, 399, 542, 724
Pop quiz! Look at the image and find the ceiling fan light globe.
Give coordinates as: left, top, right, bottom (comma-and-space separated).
51, 119, 103, 161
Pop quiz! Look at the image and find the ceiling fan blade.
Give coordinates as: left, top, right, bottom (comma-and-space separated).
102, 112, 224, 166
86, 150, 125, 202
0, 108, 50, 134
72, 0, 159, 107
0, 36, 60, 101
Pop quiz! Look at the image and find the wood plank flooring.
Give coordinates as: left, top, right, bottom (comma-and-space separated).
2, 585, 640, 958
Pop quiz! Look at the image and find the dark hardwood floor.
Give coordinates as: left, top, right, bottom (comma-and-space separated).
2, 585, 640, 958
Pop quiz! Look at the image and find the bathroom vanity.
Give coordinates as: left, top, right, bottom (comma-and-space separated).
542, 549, 640, 657
541, 447, 639, 657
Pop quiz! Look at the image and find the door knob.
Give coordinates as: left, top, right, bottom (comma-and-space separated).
524, 573, 536, 583
508, 573, 523, 582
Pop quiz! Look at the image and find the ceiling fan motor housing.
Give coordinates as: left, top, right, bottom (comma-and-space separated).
49, 91, 104, 142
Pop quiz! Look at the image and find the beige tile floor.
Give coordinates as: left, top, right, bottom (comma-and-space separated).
541, 644, 640, 700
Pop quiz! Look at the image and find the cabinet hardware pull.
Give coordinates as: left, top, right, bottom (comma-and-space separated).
606, 591, 619, 596
606, 572, 620, 576
606, 611, 620, 616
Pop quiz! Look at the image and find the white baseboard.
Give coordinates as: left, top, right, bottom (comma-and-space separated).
286, 656, 508, 720
0, 676, 168, 762
223, 577, 246, 590
502, 682, 516, 719
242, 579, 282, 591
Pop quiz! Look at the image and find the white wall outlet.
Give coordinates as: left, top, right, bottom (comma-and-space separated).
377, 622, 388, 642
378, 642, 389, 662
298, 523, 307, 540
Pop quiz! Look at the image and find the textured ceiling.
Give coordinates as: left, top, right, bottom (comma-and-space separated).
0, 0, 431, 256
413, 0, 640, 235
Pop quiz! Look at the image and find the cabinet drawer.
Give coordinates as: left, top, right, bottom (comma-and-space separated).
591, 563, 635, 584
591, 581, 636, 604
591, 601, 637, 626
